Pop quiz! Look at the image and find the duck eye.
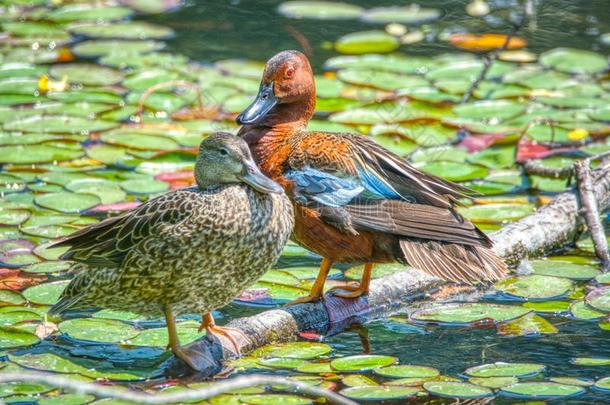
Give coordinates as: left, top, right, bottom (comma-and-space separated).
219, 148, 229, 156
285, 68, 294, 78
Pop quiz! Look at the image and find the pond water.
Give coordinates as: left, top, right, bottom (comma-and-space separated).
0, 0, 609, 403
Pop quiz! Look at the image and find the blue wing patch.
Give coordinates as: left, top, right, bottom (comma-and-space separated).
285, 167, 364, 207
356, 165, 402, 200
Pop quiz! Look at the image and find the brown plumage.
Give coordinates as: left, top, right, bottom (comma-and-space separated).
236, 50, 506, 302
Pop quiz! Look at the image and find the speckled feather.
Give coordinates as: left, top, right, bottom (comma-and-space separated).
50, 185, 293, 316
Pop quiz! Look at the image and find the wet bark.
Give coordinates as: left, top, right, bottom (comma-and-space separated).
167, 165, 610, 378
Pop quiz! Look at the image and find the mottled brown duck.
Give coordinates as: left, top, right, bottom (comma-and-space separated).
49, 133, 294, 371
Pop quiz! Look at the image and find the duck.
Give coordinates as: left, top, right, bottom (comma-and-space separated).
49, 132, 294, 371
236, 50, 506, 304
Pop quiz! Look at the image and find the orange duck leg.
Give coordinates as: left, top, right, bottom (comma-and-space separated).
287, 257, 333, 305
329, 262, 373, 299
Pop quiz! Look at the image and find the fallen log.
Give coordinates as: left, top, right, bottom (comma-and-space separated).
168, 164, 610, 377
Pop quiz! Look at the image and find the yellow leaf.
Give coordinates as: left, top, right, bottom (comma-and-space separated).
568, 128, 588, 141
448, 33, 527, 52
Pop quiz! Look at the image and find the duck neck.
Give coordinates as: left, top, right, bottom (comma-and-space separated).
239, 95, 314, 177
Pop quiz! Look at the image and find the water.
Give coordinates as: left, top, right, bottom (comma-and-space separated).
143, 1, 610, 402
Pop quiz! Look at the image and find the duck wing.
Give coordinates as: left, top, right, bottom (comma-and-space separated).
289, 131, 474, 209
51, 188, 199, 267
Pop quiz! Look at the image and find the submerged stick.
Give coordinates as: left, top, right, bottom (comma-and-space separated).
575, 161, 610, 271
166, 166, 610, 376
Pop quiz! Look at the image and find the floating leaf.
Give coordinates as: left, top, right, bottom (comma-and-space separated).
252, 342, 331, 359
423, 381, 492, 398
3, 115, 117, 134
35, 192, 101, 214
239, 394, 312, 405
465, 362, 545, 378
69, 21, 174, 40
361, 5, 440, 24
259, 357, 309, 369
570, 300, 606, 320
586, 287, 610, 313
345, 263, 405, 280
540, 48, 608, 75
23, 280, 69, 305
454, 100, 525, 121
295, 361, 333, 374
497, 313, 558, 336
278, 1, 364, 20
459, 203, 534, 223
342, 374, 379, 387
417, 161, 488, 182
73, 40, 164, 57
494, 275, 573, 301
500, 382, 585, 399
531, 259, 601, 280
330, 355, 396, 372
59, 318, 140, 343
411, 303, 530, 325
0, 145, 83, 164
594, 377, 610, 392
48, 5, 132, 22
374, 365, 439, 378
571, 357, 610, 366
49, 64, 123, 86
340, 386, 420, 401
468, 376, 518, 389
335, 31, 400, 54
120, 179, 169, 195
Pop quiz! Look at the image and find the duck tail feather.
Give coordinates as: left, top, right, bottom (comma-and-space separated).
399, 239, 507, 284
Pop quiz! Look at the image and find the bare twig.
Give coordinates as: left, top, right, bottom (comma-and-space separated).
136, 80, 203, 123
0, 371, 357, 405
574, 160, 610, 271
522, 151, 610, 180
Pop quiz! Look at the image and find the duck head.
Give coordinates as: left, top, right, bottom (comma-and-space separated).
195, 132, 283, 194
237, 50, 315, 127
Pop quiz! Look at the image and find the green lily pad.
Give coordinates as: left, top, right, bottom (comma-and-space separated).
23, 261, 71, 274
101, 130, 179, 150
500, 382, 585, 399
59, 318, 140, 343
596, 273, 610, 284
0, 290, 25, 305
252, 342, 331, 359
590, 106, 610, 121
35, 192, 101, 213
417, 161, 488, 182
498, 313, 558, 336
522, 301, 571, 314
3, 115, 117, 134
361, 5, 440, 24
295, 361, 333, 374
278, 1, 363, 20
423, 381, 492, 398
331, 355, 396, 372
0, 144, 84, 164
22, 280, 69, 305
374, 365, 439, 378
258, 357, 309, 369
594, 377, 610, 392
466, 362, 545, 378
73, 40, 164, 57
540, 48, 608, 75
411, 303, 530, 325
342, 374, 379, 387
0, 382, 52, 397
340, 386, 420, 401
335, 31, 400, 54
49, 64, 123, 86
39, 393, 96, 405
126, 321, 204, 347
48, 5, 132, 22
0, 209, 30, 226
337, 69, 428, 91
69, 21, 174, 40
459, 203, 535, 223
586, 287, 610, 313
495, 275, 573, 301
531, 259, 601, 280
550, 377, 594, 387
468, 376, 518, 389
570, 300, 606, 320
571, 357, 610, 366
454, 100, 525, 122
120, 179, 169, 195
0, 327, 39, 349
345, 263, 405, 280
239, 394, 311, 405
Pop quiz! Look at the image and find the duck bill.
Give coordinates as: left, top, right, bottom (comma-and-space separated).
236, 82, 277, 125
240, 161, 284, 194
